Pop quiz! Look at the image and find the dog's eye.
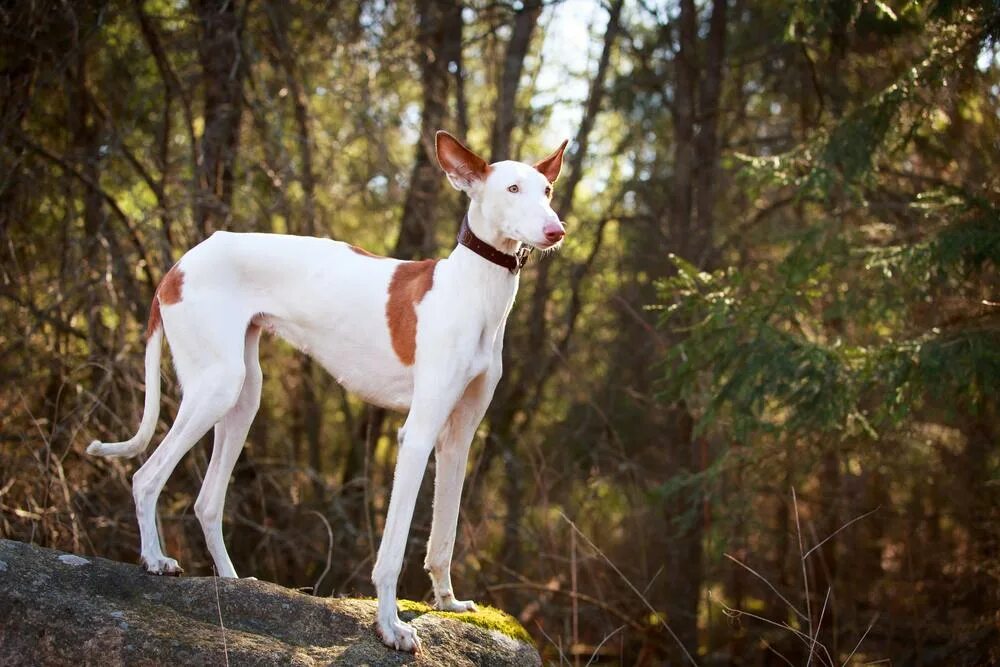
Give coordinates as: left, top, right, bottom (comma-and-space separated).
507, 184, 519, 193
545, 185, 552, 196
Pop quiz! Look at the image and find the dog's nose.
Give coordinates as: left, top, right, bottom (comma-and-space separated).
543, 222, 565, 243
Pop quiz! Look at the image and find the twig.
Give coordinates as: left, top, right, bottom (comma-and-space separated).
213, 567, 230, 667
807, 587, 831, 667
792, 488, 814, 645
534, 619, 570, 666
803, 506, 881, 561
584, 624, 625, 667
642, 564, 665, 597
571, 528, 579, 667
712, 593, 819, 651
723, 553, 808, 623
842, 613, 880, 667
309, 509, 334, 595
558, 511, 698, 666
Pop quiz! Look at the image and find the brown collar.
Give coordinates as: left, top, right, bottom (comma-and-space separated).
457, 215, 531, 274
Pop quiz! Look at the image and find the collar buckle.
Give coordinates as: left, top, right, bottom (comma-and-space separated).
512, 245, 532, 275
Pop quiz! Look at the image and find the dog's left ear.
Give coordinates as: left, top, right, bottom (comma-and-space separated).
534, 139, 569, 183
436, 131, 489, 192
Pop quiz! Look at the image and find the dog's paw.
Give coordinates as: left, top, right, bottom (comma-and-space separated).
375, 618, 422, 653
436, 597, 477, 613
142, 556, 183, 576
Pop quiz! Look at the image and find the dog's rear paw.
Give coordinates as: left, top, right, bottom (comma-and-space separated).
375, 618, 422, 653
143, 556, 183, 576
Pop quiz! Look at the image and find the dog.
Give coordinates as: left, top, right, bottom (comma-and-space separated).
88, 131, 568, 651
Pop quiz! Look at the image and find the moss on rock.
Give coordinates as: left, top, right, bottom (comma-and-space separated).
397, 600, 532, 644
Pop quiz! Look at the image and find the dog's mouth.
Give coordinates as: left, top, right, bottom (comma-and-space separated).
534, 239, 564, 252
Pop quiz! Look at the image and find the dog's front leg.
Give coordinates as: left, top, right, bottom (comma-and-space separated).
371, 372, 469, 652
424, 371, 498, 612
425, 437, 475, 612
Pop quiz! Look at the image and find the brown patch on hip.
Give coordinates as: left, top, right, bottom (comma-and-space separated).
386, 260, 438, 366
350, 245, 387, 259
145, 264, 185, 339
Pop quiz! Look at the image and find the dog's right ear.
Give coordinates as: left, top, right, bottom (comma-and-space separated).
435, 131, 489, 192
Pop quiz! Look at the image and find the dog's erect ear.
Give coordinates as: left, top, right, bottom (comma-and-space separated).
436, 131, 489, 191
534, 139, 569, 183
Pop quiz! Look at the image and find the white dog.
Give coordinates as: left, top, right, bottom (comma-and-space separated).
88, 131, 567, 651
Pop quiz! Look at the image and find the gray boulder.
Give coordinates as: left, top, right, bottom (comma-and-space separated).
0, 539, 540, 666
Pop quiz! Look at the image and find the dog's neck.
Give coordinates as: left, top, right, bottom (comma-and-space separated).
457, 216, 531, 274
464, 201, 522, 256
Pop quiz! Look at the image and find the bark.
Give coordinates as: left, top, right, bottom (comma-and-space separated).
489, 0, 543, 162
958, 416, 999, 616
70, 43, 106, 354
394, 0, 462, 260
693, 0, 727, 268
671, 0, 698, 260
664, 407, 702, 654
193, 0, 247, 239
446, 3, 470, 231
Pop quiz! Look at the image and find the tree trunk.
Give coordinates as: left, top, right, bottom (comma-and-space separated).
489, 0, 542, 162
670, 0, 698, 260
69, 34, 108, 376
693, 0, 727, 268
193, 0, 247, 239
394, 0, 462, 260
660, 0, 728, 655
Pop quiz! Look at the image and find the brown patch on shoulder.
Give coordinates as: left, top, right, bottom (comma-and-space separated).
144, 264, 185, 339
386, 260, 438, 366
350, 245, 387, 259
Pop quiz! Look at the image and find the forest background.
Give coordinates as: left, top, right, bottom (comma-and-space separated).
1, 0, 998, 664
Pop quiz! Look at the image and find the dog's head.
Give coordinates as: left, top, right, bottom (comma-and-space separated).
435, 131, 568, 252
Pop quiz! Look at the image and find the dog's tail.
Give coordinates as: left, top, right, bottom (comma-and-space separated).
87, 310, 164, 459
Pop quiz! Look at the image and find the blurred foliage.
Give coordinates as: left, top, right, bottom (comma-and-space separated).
1, 0, 998, 664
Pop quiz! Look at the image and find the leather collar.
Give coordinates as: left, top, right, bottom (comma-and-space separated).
457, 215, 531, 274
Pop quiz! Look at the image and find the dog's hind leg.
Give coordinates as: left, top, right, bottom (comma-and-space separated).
194, 324, 263, 579
132, 325, 248, 575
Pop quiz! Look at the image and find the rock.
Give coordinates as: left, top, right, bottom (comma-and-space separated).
56, 554, 91, 567
0, 540, 540, 666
